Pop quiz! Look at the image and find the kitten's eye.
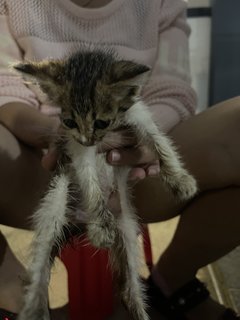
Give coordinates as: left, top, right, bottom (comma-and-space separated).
94, 120, 110, 130
119, 106, 128, 112
62, 119, 78, 129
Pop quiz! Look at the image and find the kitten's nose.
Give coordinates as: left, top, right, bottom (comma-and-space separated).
76, 134, 96, 146
79, 135, 96, 146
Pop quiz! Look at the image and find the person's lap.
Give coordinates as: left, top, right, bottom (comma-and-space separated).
0, 96, 240, 319
0, 124, 50, 229
135, 96, 240, 223
1, 96, 240, 226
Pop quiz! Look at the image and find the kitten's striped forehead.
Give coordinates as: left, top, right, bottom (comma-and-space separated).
66, 51, 114, 116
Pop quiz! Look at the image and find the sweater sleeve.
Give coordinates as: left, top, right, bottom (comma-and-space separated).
141, 0, 197, 133
0, 3, 40, 109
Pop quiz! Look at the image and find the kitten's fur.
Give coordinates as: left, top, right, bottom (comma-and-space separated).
14, 50, 197, 320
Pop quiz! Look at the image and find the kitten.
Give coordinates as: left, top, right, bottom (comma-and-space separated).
14, 50, 197, 320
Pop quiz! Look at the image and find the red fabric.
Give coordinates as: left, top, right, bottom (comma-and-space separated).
61, 226, 153, 320
61, 236, 114, 320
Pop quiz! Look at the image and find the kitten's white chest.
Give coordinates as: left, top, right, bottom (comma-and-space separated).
66, 139, 115, 194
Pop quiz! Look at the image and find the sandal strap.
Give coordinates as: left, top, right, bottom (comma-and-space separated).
146, 276, 210, 319
0, 308, 17, 320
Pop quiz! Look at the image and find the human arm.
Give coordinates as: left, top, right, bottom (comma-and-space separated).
103, 0, 197, 175
0, 5, 40, 110
0, 102, 59, 148
0, 5, 59, 150
142, 0, 197, 133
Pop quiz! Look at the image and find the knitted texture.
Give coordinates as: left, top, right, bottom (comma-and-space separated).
0, 0, 197, 132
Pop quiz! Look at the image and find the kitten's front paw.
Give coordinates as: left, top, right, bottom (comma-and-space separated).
87, 210, 116, 248
173, 172, 198, 200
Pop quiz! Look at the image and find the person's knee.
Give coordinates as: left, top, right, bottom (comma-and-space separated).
225, 96, 240, 108
134, 177, 185, 223
217, 96, 240, 122
0, 124, 49, 228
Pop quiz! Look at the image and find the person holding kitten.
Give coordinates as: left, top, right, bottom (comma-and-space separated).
0, 0, 240, 319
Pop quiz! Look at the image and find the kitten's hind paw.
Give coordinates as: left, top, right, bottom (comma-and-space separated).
18, 307, 50, 320
87, 210, 116, 248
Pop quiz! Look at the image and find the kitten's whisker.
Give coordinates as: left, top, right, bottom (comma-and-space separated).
91, 248, 101, 258
78, 237, 91, 247
86, 222, 101, 226
100, 140, 126, 151
80, 239, 91, 247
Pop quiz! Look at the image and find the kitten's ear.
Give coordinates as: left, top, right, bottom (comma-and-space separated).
13, 60, 64, 85
110, 60, 150, 84
13, 62, 38, 77
109, 61, 150, 109
13, 60, 65, 103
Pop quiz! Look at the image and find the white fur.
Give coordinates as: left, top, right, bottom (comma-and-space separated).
18, 100, 197, 320
113, 167, 149, 320
67, 140, 116, 248
18, 174, 70, 320
125, 101, 198, 199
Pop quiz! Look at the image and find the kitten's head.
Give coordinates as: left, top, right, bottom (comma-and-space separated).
14, 51, 149, 146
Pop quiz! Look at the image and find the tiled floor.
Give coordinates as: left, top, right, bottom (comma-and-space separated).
212, 248, 240, 313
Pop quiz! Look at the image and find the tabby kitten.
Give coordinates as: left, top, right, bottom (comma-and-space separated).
14, 50, 197, 320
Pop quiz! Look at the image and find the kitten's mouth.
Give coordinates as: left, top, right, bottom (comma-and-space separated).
73, 136, 96, 146
81, 141, 96, 146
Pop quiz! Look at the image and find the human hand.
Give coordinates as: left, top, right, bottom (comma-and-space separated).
98, 129, 161, 217
42, 127, 161, 184
0, 102, 60, 149
99, 128, 160, 185
43, 127, 160, 217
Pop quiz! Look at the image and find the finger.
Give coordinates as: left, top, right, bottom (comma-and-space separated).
41, 144, 59, 171
128, 168, 146, 186
146, 161, 160, 177
38, 116, 61, 149
107, 145, 157, 166
41, 124, 66, 171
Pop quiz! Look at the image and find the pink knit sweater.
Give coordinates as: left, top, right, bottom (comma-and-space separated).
0, 0, 197, 132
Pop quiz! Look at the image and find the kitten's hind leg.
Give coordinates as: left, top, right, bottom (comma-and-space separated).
110, 168, 149, 320
68, 143, 116, 248
17, 174, 70, 320
125, 102, 198, 201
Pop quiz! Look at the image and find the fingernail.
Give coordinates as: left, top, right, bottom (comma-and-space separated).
148, 168, 160, 177
111, 150, 121, 162
129, 173, 145, 182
